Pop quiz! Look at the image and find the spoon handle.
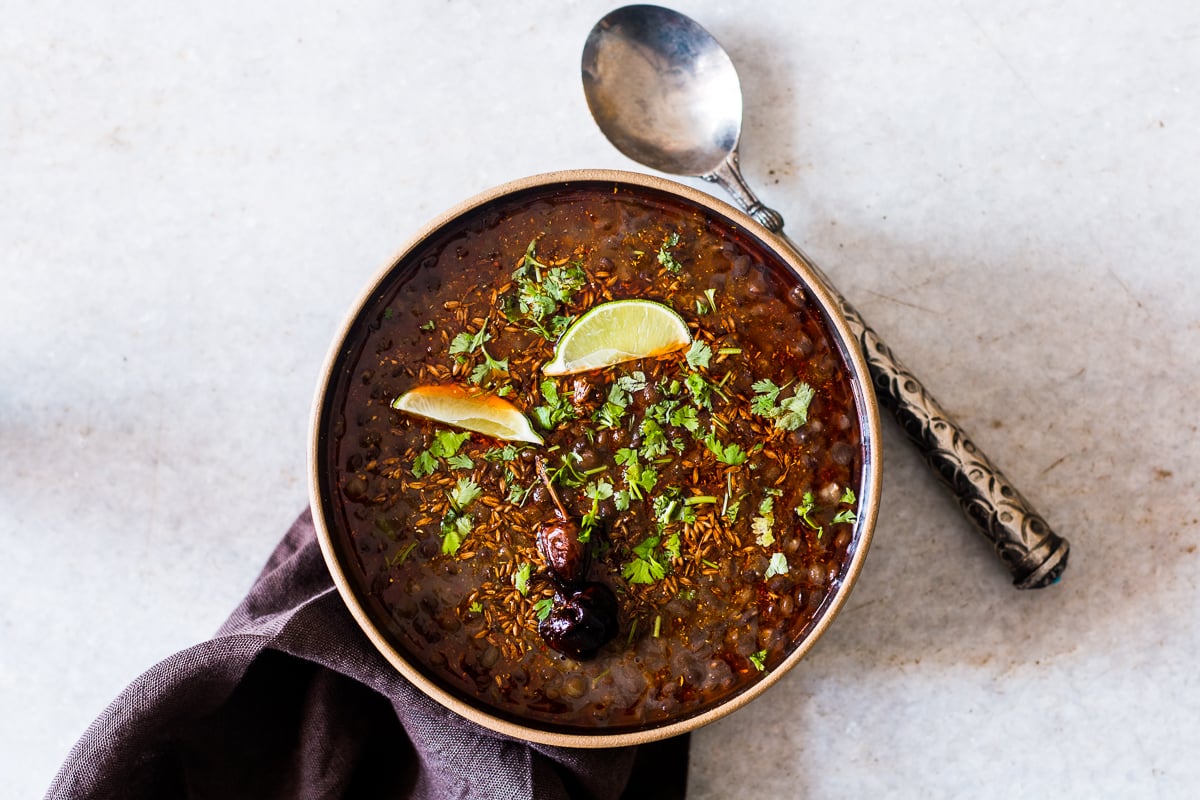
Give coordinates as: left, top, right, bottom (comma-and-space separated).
802, 252, 1070, 589
708, 157, 1069, 587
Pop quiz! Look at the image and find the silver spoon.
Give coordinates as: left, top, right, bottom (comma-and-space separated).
582, 4, 1069, 588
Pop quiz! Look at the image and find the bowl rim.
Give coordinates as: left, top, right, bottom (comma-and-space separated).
307, 168, 882, 748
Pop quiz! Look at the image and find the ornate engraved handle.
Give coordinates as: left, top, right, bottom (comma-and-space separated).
783, 235, 1070, 588
707, 150, 1070, 587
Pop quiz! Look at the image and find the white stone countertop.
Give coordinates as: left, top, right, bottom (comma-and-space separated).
4, 2, 1198, 797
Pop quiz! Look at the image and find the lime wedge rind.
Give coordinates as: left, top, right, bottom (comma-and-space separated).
392, 386, 544, 445
542, 299, 691, 376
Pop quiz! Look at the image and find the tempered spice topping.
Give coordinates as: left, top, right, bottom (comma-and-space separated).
324, 183, 865, 731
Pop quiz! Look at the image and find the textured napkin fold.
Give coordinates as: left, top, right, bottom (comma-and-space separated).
46, 509, 689, 800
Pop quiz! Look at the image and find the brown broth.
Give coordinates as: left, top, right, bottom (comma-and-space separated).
319, 182, 865, 733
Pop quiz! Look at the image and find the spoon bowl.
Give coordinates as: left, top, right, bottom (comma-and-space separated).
582, 4, 741, 177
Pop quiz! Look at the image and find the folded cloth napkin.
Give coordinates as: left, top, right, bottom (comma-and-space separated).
46, 509, 689, 800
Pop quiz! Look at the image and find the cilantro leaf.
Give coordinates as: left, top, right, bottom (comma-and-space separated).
446, 454, 474, 471
752, 513, 775, 546
412, 449, 438, 478
513, 563, 532, 596
751, 379, 815, 431
776, 383, 815, 430
429, 430, 470, 459
749, 649, 768, 672
663, 532, 681, 561
765, 552, 789, 579
685, 339, 713, 370
484, 443, 521, 462
623, 536, 667, 584
449, 321, 490, 356
507, 239, 586, 339
584, 480, 614, 501
640, 418, 670, 458
704, 431, 748, 466
594, 382, 630, 429
657, 231, 683, 274
686, 372, 713, 410
440, 479, 482, 555
449, 478, 482, 512
750, 379, 783, 416
795, 490, 824, 539
533, 597, 554, 621
669, 404, 701, 433
532, 378, 576, 431
469, 346, 509, 386
616, 371, 647, 393
441, 513, 473, 555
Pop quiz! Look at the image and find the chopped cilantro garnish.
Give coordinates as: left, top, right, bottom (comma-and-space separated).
420, 319, 435, 331
430, 430, 470, 459
832, 487, 858, 525
669, 404, 701, 433
513, 562, 532, 596
765, 552, 789, 579
749, 649, 768, 672
533, 597, 554, 621
580, 480, 614, 543
468, 600, 483, 613
468, 347, 509, 386
724, 494, 742, 523
652, 489, 697, 526
440, 514, 472, 555
616, 371, 647, 393
663, 532, 681, 561
594, 382, 630, 428
639, 418, 671, 458
585, 479, 614, 501
449, 477, 482, 512
532, 379, 576, 431
446, 453, 474, 471
546, 452, 588, 488
657, 231, 683, 274
623, 536, 668, 584
704, 431, 748, 466
685, 340, 713, 370
506, 238, 586, 339
753, 491, 778, 545
751, 378, 815, 431
483, 443, 521, 462
449, 323, 490, 357
795, 490, 824, 538
685, 372, 713, 409
439, 477, 482, 555
412, 449, 438, 478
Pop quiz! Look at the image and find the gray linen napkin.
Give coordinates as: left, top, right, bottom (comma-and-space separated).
45, 509, 688, 799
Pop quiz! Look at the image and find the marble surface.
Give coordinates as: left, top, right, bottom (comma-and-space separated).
4, 1, 1198, 797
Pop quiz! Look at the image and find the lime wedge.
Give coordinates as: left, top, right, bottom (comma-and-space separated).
392, 385, 543, 444
542, 299, 691, 376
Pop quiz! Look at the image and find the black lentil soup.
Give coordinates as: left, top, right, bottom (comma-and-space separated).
319, 181, 866, 733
